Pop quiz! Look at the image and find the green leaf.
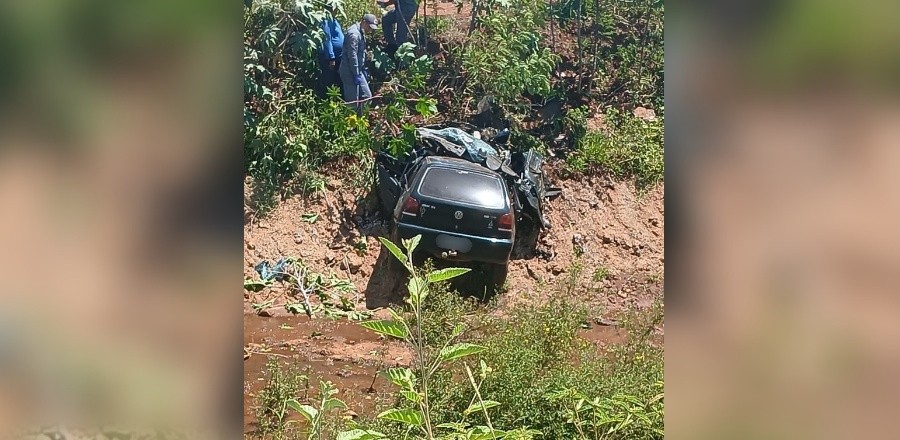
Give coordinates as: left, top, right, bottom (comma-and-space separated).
415, 98, 438, 118
403, 234, 421, 254
360, 320, 408, 339
464, 400, 501, 416
377, 408, 424, 426
323, 397, 347, 411
285, 400, 318, 421
383, 367, 416, 389
479, 359, 492, 378
378, 237, 407, 266
400, 390, 422, 403
301, 212, 319, 223
426, 267, 471, 283
439, 343, 486, 363
407, 276, 426, 304
468, 426, 507, 439
244, 278, 270, 292
336, 429, 387, 440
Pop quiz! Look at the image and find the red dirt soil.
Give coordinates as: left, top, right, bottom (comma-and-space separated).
242, 167, 663, 433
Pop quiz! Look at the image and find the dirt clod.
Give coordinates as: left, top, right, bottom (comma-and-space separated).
572, 233, 585, 246
633, 106, 657, 121
341, 255, 363, 274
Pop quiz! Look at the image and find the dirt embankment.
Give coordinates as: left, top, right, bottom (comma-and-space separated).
244, 169, 663, 314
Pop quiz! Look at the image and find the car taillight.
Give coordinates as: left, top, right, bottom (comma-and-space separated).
401, 196, 419, 216
498, 212, 513, 232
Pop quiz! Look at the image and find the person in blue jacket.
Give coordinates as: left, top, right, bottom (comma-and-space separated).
318, 5, 344, 96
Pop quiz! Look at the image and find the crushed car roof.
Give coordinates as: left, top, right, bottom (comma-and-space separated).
420, 155, 501, 173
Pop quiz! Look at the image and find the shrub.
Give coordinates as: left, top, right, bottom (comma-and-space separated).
270, 242, 664, 439
552, 0, 664, 110
426, 297, 664, 439
254, 360, 308, 438
245, 90, 373, 213
244, 1, 439, 213
458, 0, 560, 113
567, 107, 664, 189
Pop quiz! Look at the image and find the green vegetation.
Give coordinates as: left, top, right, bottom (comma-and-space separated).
253, 236, 664, 439
416, 297, 664, 439
244, 0, 664, 214
254, 360, 309, 438
456, 0, 560, 114
244, 0, 426, 214
566, 107, 664, 189
253, 360, 351, 439
245, 257, 369, 320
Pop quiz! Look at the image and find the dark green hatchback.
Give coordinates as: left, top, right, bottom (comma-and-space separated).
377, 155, 514, 285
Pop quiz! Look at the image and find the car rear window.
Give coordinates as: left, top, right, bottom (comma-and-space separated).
418, 167, 505, 208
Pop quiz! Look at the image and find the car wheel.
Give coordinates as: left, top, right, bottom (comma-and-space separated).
489, 263, 509, 291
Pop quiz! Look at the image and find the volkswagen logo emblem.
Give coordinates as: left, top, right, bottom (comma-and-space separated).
454, 210, 463, 220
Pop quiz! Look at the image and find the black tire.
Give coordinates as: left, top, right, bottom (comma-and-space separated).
489, 263, 509, 291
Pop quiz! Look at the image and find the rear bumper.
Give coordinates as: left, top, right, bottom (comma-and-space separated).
396, 222, 513, 265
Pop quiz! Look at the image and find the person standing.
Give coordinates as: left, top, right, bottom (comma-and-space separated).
379, 0, 418, 54
318, 5, 344, 97
339, 13, 379, 114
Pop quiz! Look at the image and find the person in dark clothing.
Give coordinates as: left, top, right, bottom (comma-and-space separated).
318, 6, 344, 97
379, 0, 418, 54
339, 13, 379, 114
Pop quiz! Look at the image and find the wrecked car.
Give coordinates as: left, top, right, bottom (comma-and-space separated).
374, 123, 560, 286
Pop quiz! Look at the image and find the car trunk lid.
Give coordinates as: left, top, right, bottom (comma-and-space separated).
410, 166, 510, 239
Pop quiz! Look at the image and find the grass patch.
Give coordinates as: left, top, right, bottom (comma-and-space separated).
567, 108, 664, 189
423, 298, 664, 439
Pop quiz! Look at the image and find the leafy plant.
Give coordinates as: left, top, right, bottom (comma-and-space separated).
548, 385, 664, 439
246, 257, 367, 319
286, 380, 352, 440
459, 0, 559, 113
255, 359, 309, 438
342, 235, 537, 439
421, 295, 664, 439
244, 1, 384, 214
